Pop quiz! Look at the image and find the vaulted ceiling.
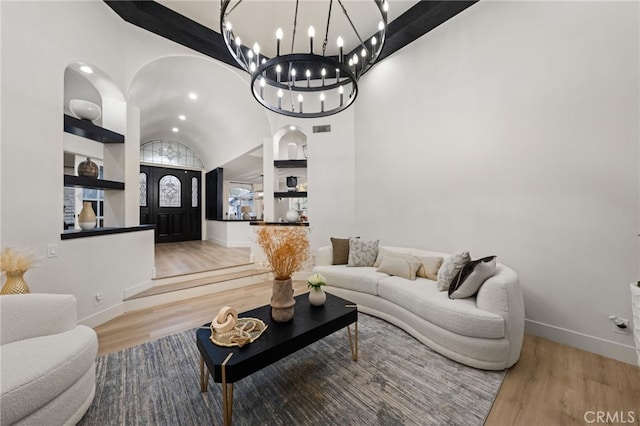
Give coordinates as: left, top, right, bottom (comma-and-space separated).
106, 1, 477, 175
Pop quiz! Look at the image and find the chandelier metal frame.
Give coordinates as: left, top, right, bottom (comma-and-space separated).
220, 0, 388, 118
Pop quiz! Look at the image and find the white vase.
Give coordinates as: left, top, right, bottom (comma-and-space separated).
309, 287, 326, 306
631, 283, 640, 367
286, 209, 299, 223
78, 201, 97, 230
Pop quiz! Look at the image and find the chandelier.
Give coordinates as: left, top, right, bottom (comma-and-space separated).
220, 0, 388, 118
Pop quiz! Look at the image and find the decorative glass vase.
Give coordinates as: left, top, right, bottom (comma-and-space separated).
78, 201, 97, 230
308, 287, 326, 306
271, 278, 295, 322
1, 270, 30, 295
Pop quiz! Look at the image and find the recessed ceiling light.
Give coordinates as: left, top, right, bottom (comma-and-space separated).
79, 65, 94, 74
172, 127, 179, 133
188, 93, 198, 100
178, 115, 186, 120
289, 125, 295, 130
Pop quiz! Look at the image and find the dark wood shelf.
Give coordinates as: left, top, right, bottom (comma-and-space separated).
274, 191, 307, 198
64, 175, 124, 190
61, 225, 155, 240
274, 160, 307, 168
63, 114, 125, 144
250, 221, 309, 227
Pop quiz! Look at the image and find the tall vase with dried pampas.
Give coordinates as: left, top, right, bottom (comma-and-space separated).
0, 247, 39, 295
255, 226, 310, 322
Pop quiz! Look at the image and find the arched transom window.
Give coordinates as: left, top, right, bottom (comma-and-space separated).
140, 140, 203, 168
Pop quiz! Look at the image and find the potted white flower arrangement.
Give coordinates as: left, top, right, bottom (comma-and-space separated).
307, 273, 327, 306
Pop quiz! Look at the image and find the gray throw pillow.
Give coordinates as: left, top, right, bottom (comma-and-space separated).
436, 251, 471, 291
448, 256, 497, 299
347, 238, 379, 267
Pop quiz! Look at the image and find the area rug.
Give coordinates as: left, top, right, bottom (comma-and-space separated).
78, 314, 505, 425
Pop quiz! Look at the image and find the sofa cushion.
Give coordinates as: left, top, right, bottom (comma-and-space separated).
373, 246, 413, 267
437, 251, 471, 291
347, 238, 379, 267
377, 276, 505, 339
449, 256, 497, 299
330, 237, 350, 265
376, 254, 422, 280
313, 265, 388, 295
0, 325, 98, 425
415, 256, 444, 280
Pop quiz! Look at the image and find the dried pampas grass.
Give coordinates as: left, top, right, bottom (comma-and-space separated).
0, 247, 40, 273
256, 226, 310, 280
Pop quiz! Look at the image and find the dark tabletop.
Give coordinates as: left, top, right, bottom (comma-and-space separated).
196, 292, 357, 383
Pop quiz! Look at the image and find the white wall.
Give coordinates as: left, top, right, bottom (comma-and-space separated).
266, 110, 357, 255
354, 1, 639, 363
0, 1, 157, 322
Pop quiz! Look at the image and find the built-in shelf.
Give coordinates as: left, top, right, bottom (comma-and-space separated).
274, 160, 307, 168
63, 114, 125, 144
61, 225, 155, 240
250, 221, 309, 227
274, 191, 308, 198
64, 175, 124, 190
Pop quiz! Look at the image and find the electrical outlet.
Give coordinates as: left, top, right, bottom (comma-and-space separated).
47, 244, 58, 258
610, 316, 630, 335
94, 292, 104, 306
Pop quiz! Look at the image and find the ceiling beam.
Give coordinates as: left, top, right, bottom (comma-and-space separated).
104, 0, 478, 69
380, 1, 478, 61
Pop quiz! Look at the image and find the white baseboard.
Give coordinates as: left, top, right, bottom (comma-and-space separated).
207, 237, 251, 248
525, 319, 638, 366
79, 302, 124, 328
123, 280, 154, 299
123, 272, 268, 312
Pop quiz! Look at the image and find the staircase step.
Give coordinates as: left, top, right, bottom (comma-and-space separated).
123, 267, 272, 312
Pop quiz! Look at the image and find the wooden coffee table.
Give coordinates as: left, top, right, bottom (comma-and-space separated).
196, 292, 358, 425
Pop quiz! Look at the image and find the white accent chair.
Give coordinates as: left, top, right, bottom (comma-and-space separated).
1, 294, 98, 425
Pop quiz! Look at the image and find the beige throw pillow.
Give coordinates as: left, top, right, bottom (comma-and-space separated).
416, 256, 444, 280
373, 247, 393, 267
376, 254, 422, 280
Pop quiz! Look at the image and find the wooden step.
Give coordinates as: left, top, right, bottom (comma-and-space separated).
123, 266, 272, 312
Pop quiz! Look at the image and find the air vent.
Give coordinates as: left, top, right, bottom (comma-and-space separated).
312, 125, 331, 133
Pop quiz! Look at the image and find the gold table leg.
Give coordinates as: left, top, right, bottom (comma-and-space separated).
347, 322, 358, 361
221, 353, 234, 426
199, 355, 209, 392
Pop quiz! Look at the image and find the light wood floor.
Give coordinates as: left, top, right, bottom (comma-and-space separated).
94, 282, 640, 425
154, 241, 251, 278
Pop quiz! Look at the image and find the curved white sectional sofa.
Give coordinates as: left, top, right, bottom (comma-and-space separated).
313, 245, 525, 370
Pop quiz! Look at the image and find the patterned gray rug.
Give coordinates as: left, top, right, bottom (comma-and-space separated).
79, 314, 505, 426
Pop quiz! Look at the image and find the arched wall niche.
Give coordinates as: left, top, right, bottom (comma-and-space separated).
63, 61, 127, 229
269, 125, 309, 222
64, 61, 126, 134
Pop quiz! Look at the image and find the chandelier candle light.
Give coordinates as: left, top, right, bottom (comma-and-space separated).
221, 0, 388, 118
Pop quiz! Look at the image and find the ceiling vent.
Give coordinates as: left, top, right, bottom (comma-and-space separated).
312, 125, 332, 133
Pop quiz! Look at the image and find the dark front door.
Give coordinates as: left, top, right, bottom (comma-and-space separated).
140, 165, 202, 243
